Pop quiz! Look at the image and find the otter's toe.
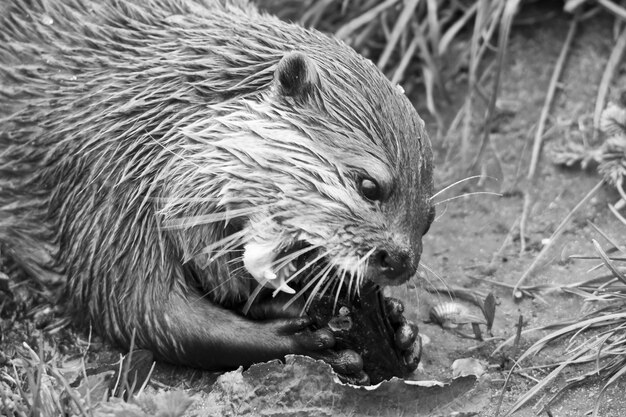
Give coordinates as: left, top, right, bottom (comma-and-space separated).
294, 328, 335, 351
384, 297, 405, 325
403, 334, 422, 371
276, 317, 313, 334
314, 349, 363, 376
394, 319, 418, 350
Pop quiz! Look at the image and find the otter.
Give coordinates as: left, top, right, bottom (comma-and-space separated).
0, 0, 434, 375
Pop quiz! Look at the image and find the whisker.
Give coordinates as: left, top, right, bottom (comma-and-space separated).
189, 271, 241, 305
227, 263, 248, 276
302, 263, 335, 313
205, 233, 248, 262
193, 230, 248, 266
271, 244, 321, 272
434, 204, 448, 222
418, 263, 452, 300
282, 249, 332, 287
429, 175, 494, 201
404, 280, 422, 311
352, 247, 376, 299
407, 269, 428, 302
242, 281, 268, 315
347, 263, 358, 300
226, 256, 243, 266
317, 261, 339, 299
204, 229, 248, 252
333, 268, 348, 312
282, 257, 334, 311
357, 247, 377, 268
161, 204, 274, 229
433, 191, 502, 206
356, 265, 363, 298
270, 246, 328, 298
418, 262, 446, 286
322, 279, 342, 315
156, 196, 238, 204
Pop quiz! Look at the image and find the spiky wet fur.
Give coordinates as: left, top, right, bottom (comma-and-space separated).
0, 0, 433, 368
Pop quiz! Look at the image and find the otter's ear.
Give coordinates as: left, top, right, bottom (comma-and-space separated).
274, 52, 320, 99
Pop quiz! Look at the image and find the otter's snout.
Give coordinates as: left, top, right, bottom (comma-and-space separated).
369, 249, 416, 284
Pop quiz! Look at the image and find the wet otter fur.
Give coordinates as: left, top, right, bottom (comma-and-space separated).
0, 0, 434, 372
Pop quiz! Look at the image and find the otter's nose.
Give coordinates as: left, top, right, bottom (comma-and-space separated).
371, 249, 413, 282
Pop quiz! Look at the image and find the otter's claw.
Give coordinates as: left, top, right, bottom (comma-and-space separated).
394, 319, 417, 350
273, 316, 336, 350
313, 349, 364, 376
276, 318, 365, 377
293, 327, 336, 351
385, 297, 421, 371
385, 297, 405, 324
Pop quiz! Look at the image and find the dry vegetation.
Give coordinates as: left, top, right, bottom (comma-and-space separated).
3, 0, 626, 415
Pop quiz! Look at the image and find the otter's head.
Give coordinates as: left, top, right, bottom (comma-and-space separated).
164, 46, 433, 302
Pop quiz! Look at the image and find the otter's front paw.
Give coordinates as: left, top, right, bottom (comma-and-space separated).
385, 297, 421, 372
275, 317, 365, 378
313, 349, 368, 384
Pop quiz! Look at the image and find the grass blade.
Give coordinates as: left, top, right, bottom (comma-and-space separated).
527, 12, 580, 179
592, 239, 626, 284
377, 0, 420, 71
598, 0, 626, 20
439, 2, 478, 55
593, 23, 626, 140
335, 0, 398, 40
513, 180, 604, 299
592, 359, 626, 417
470, 0, 519, 171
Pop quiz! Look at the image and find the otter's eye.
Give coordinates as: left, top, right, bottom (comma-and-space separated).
360, 178, 382, 201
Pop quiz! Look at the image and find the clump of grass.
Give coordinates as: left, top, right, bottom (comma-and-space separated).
257, 0, 511, 137
515, 5, 626, 293
495, 240, 626, 416
494, 97, 626, 416
549, 90, 626, 207
1, 340, 87, 416
0, 335, 192, 417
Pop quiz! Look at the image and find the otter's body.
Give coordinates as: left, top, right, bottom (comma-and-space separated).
0, 0, 434, 371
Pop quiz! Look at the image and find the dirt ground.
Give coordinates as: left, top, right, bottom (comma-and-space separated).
407, 6, 626, 416
2, 4, 626, 417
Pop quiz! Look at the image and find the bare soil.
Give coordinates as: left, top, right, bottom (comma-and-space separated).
409, 7, 626, 416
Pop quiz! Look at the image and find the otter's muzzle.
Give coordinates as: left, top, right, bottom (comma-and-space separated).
368, 249, 416, 285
